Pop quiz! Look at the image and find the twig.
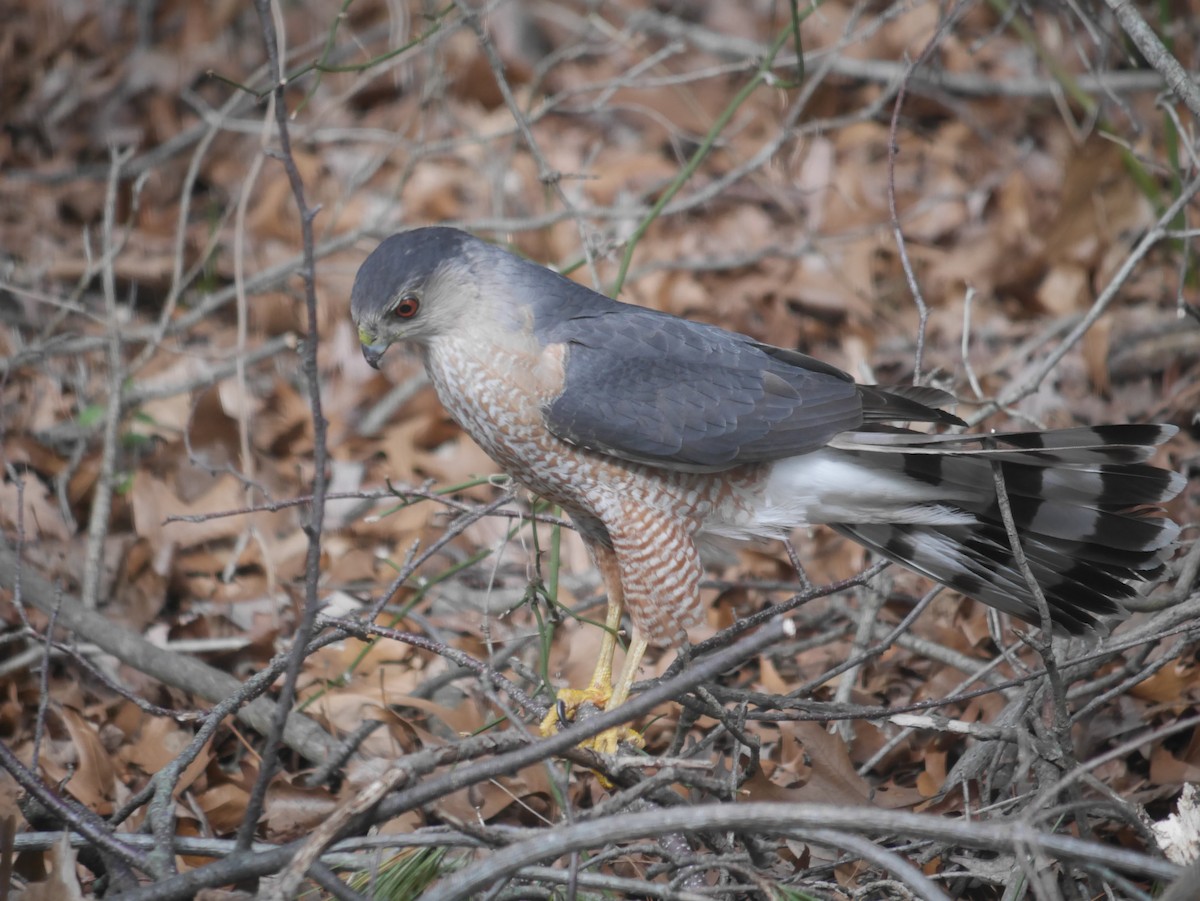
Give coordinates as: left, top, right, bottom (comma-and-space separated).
885, 2, 970, 383
831, 580, 883, 741
237, 0, 333, 853
1102, 0, 1200, 120
453, 0, 600, 285
630, 10, 1200, 100
1028, 711, 1200, 821
657, 561, 890, 679
109, 618, 796, 900
0, 740, 144, 887
420, 801, 1179, 901
320, 615, 546, 718
796, 585, 941, 695
985, 168, 1200, 416
0, 534, 339, 763
367, 489, 518, 620
79, 146, 135, 609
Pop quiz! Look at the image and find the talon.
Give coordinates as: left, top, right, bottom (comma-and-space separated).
539, 684, 645, 768
539, 685, 612, 738
582, 725, 644, 757
535, 600, 650, 785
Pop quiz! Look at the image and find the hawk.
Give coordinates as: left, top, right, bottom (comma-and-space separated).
351, 227, 1183, 753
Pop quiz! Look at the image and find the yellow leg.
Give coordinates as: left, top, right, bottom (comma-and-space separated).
567, 632, 651, 757
606, 633, 650, 713
584, 588, 622, 695
538, 583, 622, 733
538, 545, 645, 757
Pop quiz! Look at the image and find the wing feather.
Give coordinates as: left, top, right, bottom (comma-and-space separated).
541, 307, 866, 471
519, 264, 961, 472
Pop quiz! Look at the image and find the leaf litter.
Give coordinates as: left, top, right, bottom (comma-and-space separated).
0, 0, 1198, 897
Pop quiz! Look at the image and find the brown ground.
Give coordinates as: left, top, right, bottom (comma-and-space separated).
1, 0, 1199, 898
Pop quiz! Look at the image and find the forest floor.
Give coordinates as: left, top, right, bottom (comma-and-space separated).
2, 0, 1199, 898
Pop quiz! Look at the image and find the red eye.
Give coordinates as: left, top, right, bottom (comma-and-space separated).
394, 296, 420, 319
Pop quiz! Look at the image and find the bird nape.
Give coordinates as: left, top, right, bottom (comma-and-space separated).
351, 227, 1184, 763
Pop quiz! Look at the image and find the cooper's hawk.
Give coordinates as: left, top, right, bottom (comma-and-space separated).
351, 227, 1183, 753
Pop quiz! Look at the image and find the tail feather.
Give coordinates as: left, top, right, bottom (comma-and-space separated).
831, 424, 1177, 464
814, 424, 1183, 637
893, 455, 1182, 509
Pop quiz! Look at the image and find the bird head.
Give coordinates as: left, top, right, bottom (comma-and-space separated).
350, 227, 481, 368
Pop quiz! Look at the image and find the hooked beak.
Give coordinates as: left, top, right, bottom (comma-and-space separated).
361, 342, 389, 369
357, 327, 389, 369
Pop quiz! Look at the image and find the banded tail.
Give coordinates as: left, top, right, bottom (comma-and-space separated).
771, 424, 1184, 636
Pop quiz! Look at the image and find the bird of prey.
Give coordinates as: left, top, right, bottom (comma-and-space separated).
351, 227, 1183, 754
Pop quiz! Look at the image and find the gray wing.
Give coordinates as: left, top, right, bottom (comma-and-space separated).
541, 307, 867, 471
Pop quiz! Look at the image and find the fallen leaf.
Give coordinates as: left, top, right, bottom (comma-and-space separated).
15, 832, 85, 900
40, 708, 116, 816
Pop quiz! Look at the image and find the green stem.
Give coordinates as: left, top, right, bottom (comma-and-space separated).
609, 20, 799, 296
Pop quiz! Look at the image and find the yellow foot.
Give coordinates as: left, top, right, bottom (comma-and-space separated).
539, 685, 611, 736
539, 686, 645, 755
580, 725, 645, 756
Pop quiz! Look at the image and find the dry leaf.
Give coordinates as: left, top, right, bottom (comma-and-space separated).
40, 708, 116, 816
15, 832, 85, 901
1152, 784, 1200, 865
0, 475, 72, 542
